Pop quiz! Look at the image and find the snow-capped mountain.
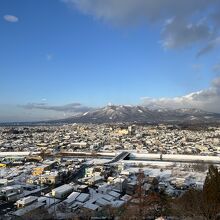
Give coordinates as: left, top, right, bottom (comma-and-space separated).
56, 105, 220, 124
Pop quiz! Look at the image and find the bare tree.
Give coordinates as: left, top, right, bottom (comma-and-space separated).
22, 208, 54, 220
119, 170, 161, 219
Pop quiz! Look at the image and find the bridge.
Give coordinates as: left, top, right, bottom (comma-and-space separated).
105, 151, 130, 164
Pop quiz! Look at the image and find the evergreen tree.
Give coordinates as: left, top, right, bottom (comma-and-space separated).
202, 165, 220, 219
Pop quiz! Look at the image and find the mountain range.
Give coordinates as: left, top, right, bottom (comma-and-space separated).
55, 105, 220, 124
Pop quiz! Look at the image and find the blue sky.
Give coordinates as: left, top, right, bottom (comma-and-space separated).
1, 0, 220, 121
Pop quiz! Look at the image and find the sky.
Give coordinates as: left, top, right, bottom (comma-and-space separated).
1, 0, 220, 122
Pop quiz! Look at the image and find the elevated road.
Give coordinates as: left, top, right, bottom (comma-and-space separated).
105, 151, 130, 164
2, 151, 220, 164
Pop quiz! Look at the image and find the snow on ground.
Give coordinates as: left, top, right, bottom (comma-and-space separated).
123, 160, 174, 167
85, 158, 110, 165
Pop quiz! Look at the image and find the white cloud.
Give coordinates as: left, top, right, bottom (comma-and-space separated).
63, 0, 220, 55
3, 15, 19, 23
197, 37, 220, 57
213, 62, 220, 74
161, 18, 212, 49
141, 77, 220, 113
63, 0, 217, 24
46, 54, 53, 61
192, 64, 203, 72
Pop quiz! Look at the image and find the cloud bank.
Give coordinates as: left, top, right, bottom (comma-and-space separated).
20, 102, 94, 114
21, 77, 220, 116
141, 77, 220, 113
63, 0, 220, 55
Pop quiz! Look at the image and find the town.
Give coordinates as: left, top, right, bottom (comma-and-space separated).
0, 124, 219, 219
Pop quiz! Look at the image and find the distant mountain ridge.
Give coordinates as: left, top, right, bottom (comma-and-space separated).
55, 105, 220, 124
